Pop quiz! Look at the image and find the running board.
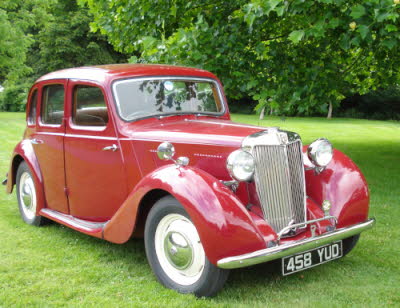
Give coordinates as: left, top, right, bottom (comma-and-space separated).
40, 208, 108, 234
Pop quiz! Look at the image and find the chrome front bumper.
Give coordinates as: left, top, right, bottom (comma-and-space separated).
217, 218, 375, 269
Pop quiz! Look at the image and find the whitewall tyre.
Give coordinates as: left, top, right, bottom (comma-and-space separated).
144, 196, 229, 297
16, 162, 45, 226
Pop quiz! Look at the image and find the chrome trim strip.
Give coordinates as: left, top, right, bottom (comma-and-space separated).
65, 134, 117, 140
41, 208, 108, 232
36, 132, 64, 136
36, 132, 119, 140
217, 218, 375, 269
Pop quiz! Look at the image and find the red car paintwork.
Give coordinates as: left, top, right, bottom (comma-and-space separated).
64, 79, 129, 220
304, 149, 370, 228
6, 64, 370, 265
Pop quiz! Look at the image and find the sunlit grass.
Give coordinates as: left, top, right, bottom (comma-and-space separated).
0, 112, 399, 307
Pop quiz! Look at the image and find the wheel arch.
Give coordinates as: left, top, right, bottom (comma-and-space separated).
6, 140, 46, 213
131, 188, 171, 238
6, 154, 24, 193
102, 165, 266, 264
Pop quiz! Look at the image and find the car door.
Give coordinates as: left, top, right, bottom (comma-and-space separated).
64, 80, 128, 221
32, 80, 69, 213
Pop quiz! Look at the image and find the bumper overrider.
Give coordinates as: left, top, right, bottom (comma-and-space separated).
217, 218, 375, 269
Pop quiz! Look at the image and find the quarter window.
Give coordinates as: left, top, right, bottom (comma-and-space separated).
27, 89, 38, 125
41, 85, 65, 125
72, 85, 108, 127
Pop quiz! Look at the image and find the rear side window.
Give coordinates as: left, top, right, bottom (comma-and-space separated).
41, 85, 65, 125
27, 89, 38, 125
72, 85, 109, 127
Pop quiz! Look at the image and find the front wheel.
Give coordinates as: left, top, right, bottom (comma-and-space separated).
144, 196, 229, 297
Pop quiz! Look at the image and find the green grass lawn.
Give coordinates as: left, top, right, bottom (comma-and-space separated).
0, 112, 399, 307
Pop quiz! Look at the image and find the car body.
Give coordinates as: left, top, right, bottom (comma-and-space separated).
4, 64, 375, 296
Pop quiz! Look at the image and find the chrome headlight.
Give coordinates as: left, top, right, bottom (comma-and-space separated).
307, 138, 333, 167
226, 150, 255, 182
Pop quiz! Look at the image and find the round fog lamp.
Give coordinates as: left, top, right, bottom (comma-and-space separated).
307, 138, 333, 167
226, 150, 255, 182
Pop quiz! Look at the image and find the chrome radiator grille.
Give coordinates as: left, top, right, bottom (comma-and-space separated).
252, 140, 306, 232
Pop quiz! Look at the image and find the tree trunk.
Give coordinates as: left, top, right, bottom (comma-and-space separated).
259, 107, 265, 120
327, 102, 333, 119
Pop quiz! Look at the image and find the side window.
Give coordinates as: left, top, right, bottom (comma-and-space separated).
72, 85, 109, 127
27, 89, 38, 125
41, 85, 65, 125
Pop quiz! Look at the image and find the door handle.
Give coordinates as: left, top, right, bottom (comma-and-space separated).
31, 138, 44, 145
102, 144, 118, 152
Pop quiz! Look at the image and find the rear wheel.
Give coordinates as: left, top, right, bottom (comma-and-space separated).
144, 196, 229, 297
342, 235, 360, 256
16, 162, 45, 226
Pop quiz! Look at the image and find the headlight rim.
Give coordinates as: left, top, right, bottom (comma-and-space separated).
226, 149, 255, 182
307, 138, 333, 168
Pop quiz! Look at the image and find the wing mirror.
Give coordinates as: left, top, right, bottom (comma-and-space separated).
157, 142, 189, 166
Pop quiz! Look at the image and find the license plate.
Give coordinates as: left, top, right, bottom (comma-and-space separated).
282, 241, 343, 276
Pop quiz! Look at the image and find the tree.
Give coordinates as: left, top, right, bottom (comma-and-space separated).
0, 0, 53, 111
0, 1, 37, 83
33, 0, 126, 77
0, 10, 28, 83
83, 0, 400, 117
0, 0, 126, 111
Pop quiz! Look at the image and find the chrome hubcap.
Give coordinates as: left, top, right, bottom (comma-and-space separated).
19, 172, 37, 220
164, 231, 193, 270
155, 214, 205, 285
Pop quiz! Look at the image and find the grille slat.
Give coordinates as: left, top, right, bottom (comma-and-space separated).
252, 141, 306, 232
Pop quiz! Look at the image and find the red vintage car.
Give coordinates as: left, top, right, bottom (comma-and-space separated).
4, 64, 375, 297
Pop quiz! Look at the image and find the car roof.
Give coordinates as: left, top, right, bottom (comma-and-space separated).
36, 64, 217, 84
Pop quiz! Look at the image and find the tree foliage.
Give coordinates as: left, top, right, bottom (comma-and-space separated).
0, 0, 126, 111
0, 0, 53, 111
0, 0, 47, 83
84, 0, 400, 116
0, 10, 28, 83
33, 0, 125, 77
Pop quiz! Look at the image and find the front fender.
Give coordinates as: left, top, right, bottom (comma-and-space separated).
103, 165, 266, 264
305, 149, 370, 228
6, 140, 46, 213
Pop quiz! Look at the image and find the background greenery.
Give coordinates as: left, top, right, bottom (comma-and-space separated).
1, 0, 400, 119
1, 112, 399, 307
83, 0, 400, 118
0, 0, 126, 111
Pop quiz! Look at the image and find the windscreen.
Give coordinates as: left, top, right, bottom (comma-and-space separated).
113, 78, 224, 121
